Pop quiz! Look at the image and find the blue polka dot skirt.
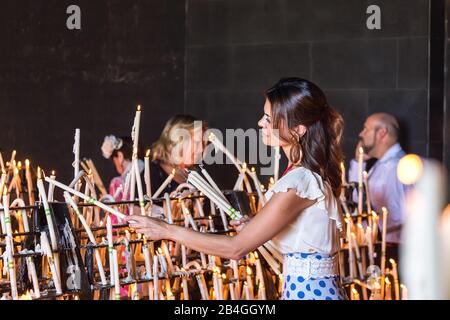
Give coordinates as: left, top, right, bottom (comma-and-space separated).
282, 252, 348, 300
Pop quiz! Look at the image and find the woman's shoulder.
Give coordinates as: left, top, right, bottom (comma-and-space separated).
268, 166, 326, 201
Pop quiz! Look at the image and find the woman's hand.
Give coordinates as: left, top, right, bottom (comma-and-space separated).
229, 215, 250, 233
124, 215, 170, 241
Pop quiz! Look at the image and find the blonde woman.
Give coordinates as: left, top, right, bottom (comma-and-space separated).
150, 114, 206, 196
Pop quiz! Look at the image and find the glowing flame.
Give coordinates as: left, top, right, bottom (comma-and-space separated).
17, 161, 22, 169
171, 169, 176, 175
251, 167, 256, 173
25, 159, 30, 168
145, 149, 151, 157
20, 290, 32, 300
397, 154, 423, 185
358, 147, 364, 155
137, 105, 141, 111
37, 167, 42, 179
51, 170, 56, 176
246, 266, 252, 275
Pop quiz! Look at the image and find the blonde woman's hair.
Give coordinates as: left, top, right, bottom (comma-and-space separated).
152, 114, 205, 165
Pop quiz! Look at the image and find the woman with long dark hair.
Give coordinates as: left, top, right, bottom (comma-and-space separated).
125, 78, 347, 300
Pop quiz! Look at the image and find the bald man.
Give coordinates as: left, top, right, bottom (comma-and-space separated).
348, 113, 411, 253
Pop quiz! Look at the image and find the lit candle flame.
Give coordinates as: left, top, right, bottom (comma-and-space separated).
251, 167, 256, 173
171, 169, 176, 175
397, 154, 423, 185
25, 159, 30, 168
51, 170, 56, 176
137, 105, 141, 111
20, 290, 32, 300
37, 167, 42, 179
145, 149, 151, 158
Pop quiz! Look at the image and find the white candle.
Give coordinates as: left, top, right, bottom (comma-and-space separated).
106, 215, 115, 285
133, 157, 146, 216
152, 169, 175, 199
346, 217, 356, 278
380, 207, 388, 298
142, 239, 152, 279
219, 209, 229, 231
0, 169, 6, 202
194, 198, 205, 218
243, 282, 251, 300
363, 171, 372, 214
25, 255, 40, 298
0, 151, 5, 172
199, 165, 226, 199
182, 273, 189, 300
372, 212, 379, 243
157, 248, 167, 275
351, 232, 364, 279
274, 146, 280, 183
229, 283, 236, 300
366, 226, 374, 266
357, 147, 364, 215
400, 284, 408, 300
48, 170, 56, 202
256, 246, 281, 275
73, 129, 80, 180
24, 160, 35, 206
161, 241, 174, 275
144, 149, 152, 198
45, 176, 125, 219
112, 249, 121, 300
64, 192, 107, 285
164, 193, 173, 223
132, 105, 141, 150
188, 172, 241, 220
250, 167, 266, 206
390, 259, 400, 300
153, 255, 159, 300
351, 286, 360, 300
246, 266, 254, 299
40, 231, 62, 294
385, 277, 392, 300
233, 172, 245, 191
254, 252, 265, 289
36, 169, 58, 251
340, 162, 347, 185
208, 216, 216, 232
5, 235, 18, 300
85, 159, 107, 197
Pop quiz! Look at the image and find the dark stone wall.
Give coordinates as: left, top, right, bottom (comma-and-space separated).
0, 0, 443, 192
185, 0, 430, 188
0, 0, 185, 184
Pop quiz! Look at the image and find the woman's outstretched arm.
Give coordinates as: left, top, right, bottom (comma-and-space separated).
125, 189, 315, 260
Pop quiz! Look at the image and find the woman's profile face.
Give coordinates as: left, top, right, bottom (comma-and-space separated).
112, 151, 125, 175
180, 127, 204, 167
258, 99, 288, 147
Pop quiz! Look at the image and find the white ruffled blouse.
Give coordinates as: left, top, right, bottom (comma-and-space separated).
264, 167, 342, 255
